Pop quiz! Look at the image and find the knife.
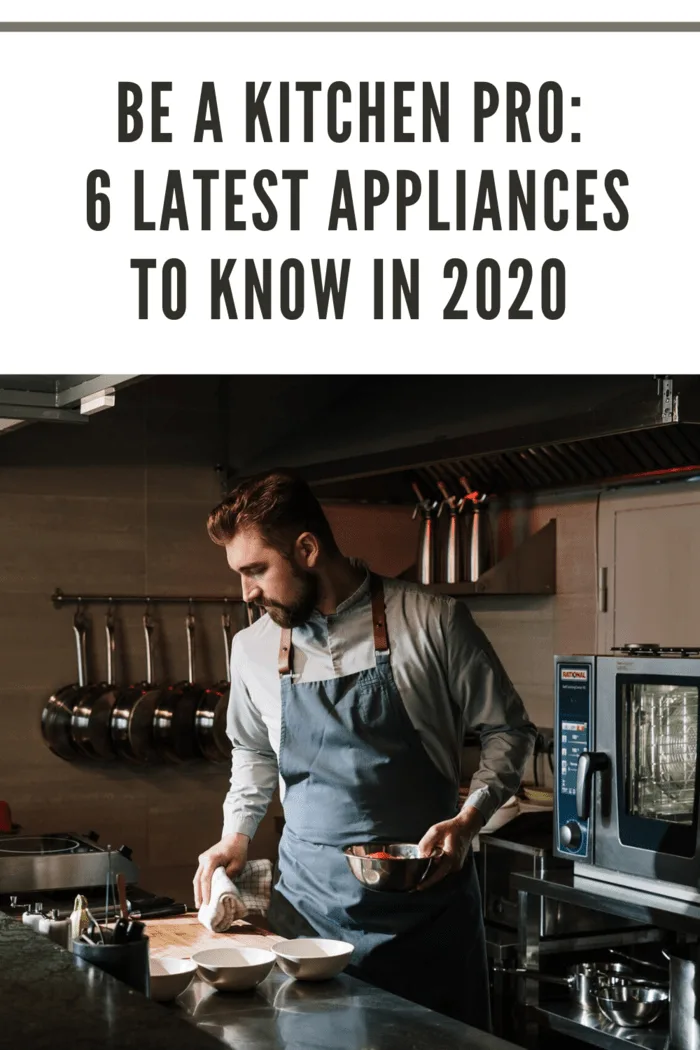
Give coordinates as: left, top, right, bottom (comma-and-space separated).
129, 903, 189, 920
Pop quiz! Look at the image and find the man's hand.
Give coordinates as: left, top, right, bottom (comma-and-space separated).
193, 833, 250, 908
415, 806, 485, 892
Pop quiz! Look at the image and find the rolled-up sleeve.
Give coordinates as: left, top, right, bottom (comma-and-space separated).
447, 600, 537, 824
222, 633, 279, 840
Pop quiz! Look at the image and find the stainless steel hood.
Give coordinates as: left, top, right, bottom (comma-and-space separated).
231, 375, 700, 501
0, 376, 146, 435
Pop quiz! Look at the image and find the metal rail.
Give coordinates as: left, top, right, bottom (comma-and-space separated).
51, 588, 246, 609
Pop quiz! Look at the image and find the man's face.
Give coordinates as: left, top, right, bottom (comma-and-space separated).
225, 526, 319, 628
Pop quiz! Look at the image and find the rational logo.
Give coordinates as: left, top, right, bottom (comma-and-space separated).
561, 667, 588, 681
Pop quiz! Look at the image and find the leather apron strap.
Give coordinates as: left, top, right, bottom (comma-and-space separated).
278, 574, 388, 678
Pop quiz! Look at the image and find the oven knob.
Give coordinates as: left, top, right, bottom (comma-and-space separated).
560, 821, 582, 849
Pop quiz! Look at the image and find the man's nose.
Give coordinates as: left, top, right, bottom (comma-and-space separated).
242, 579, 262, 603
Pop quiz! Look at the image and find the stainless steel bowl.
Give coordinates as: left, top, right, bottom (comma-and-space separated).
595, 986, 669, 1028
343, 843, 443, 893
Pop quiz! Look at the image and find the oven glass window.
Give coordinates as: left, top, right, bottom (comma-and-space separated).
626, 683, 699, 824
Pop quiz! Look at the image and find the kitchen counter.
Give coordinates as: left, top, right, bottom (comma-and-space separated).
174, 966, 518, 1050
0, 911, 222, 1050
0, 910, 522, 1050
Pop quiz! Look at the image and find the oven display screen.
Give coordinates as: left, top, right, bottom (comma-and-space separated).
560, 721, 588, 796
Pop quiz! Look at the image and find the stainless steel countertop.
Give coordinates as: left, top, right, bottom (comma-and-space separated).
172, 968, 520, 1050
513, 870, 700, 934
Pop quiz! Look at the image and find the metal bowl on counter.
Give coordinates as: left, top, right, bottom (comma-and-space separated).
595, 986, 669, 1028
343, 843, 443, 892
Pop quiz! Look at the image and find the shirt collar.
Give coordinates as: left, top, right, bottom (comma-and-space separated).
335, 560, 371, 614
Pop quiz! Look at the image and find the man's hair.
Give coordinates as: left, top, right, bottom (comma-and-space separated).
207, 470, 339, 555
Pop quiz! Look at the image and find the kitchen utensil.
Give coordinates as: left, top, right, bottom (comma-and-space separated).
130, 903, 188, 920
595, 985, 668, 1028
70, 608, 119, 760
271, 938, 354, 981
152, 611, 202, 762
411, 482, 438, 585
192, 947, 276, 991
607, 949, 669, 979
665, 945, 700, 1049
40, 609, 89, 761
494, 963, 598, 1009
459, 477, 494, 582
343, 843, 443, 892
73, 926, 150, 996
110, 610, 161, 764
149, 957, 197, 1002
437, 480, 467, 584
194, 608, 233, 764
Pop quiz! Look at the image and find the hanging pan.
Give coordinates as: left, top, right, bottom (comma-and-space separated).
152, 610, 202, 763
110, 610, 161, 764
41, 607, 89, 761
70, 607, 119, 761
194, 608, 233, 764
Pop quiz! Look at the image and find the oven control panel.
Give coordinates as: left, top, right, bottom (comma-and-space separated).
555, 660, 593, 860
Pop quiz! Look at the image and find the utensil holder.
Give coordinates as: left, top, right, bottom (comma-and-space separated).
72, 928, 150, 996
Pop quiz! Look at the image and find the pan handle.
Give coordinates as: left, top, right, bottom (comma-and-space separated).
221, 609, 232, 685
105, 607, 116, 686
73, 609, 88, 688
143, 611, 154, 684
186, 610, 196, 685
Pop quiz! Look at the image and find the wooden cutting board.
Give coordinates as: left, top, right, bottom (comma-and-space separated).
145, 915, 283, 959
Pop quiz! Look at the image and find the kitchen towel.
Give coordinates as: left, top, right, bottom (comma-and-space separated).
197, 859, 273, 933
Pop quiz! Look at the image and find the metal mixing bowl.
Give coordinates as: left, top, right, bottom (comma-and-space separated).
343, 843, 444, 892
595, 986, 669, 1028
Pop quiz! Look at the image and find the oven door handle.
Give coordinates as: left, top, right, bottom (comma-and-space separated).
576, 751, 609, 821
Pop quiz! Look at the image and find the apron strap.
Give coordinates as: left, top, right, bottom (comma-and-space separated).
369, 574, 390, 653
277, 573, 389, 678
278, 629, 293, 677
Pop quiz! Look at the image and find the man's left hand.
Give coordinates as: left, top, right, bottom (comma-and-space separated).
415, 806, 485, 891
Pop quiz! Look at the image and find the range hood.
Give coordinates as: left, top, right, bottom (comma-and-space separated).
0, 376, 146, 435
233, 375, 700, 502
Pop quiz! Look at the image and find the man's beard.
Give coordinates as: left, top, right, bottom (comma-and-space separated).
256, 568, 319, 628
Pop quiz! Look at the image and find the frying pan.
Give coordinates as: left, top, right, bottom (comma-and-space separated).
152, 612, 202, 763
41, 608, 89, 761
194, 610, 234, 764
110, 611, 161, 764
70, 608, 119, 761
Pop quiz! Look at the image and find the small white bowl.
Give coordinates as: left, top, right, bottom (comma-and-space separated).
149, 957, 197, 1002
272, 938, 354, 981
192, 947, 276, 992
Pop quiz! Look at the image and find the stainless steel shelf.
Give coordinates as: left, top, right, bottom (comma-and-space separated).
513, 871, 700, 936
533, 1001, 668, 1050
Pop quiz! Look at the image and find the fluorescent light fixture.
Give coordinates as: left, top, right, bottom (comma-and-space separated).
80, 388, 116, 415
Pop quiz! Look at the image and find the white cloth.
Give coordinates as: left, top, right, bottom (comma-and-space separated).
197, 859, 273, 933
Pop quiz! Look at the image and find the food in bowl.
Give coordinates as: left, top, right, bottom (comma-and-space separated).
149, 956, 197, 1002
192, 947, 276, 991
343, 843, 443, 892
272, 938, 354, 981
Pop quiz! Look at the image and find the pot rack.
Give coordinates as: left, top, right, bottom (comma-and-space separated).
51, 589, 245, 608
50, 588, 259, 622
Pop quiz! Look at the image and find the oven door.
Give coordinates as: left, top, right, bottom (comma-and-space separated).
594, 656, 700, 889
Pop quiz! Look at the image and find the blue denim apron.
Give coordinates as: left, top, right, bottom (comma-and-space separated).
270, 575, 490, 1029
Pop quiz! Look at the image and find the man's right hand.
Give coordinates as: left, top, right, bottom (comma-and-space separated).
193, 833, 250, 908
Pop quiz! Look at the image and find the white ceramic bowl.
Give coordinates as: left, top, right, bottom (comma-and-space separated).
192, 947, 276, 991
272, 938, 354, 981
149, 957, 197, 1002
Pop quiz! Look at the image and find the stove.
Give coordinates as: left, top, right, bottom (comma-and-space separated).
0, 833, 139, 894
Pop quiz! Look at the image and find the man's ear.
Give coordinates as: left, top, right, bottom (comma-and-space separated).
295, 531, 320, 569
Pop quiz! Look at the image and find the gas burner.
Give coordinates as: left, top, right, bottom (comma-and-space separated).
612, 643, 700, 656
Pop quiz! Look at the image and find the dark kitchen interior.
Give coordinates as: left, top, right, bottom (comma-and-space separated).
2, 373, 700, 1050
